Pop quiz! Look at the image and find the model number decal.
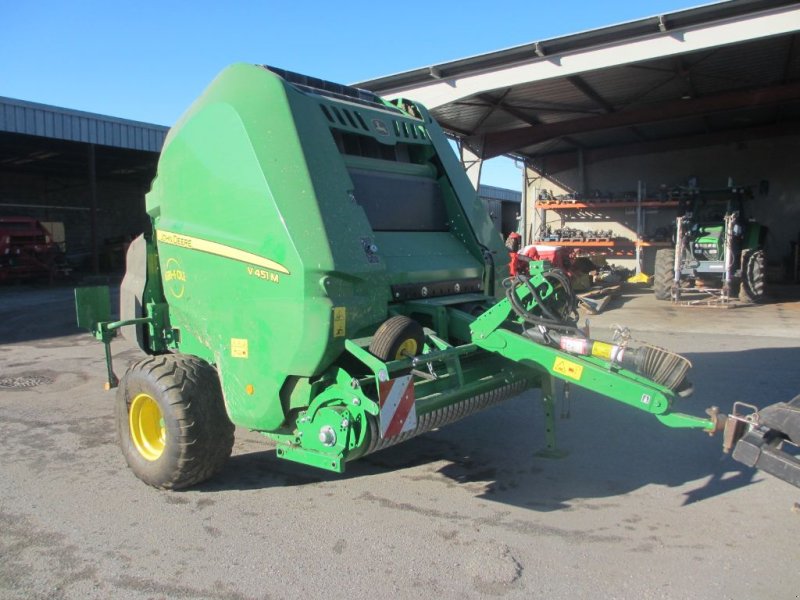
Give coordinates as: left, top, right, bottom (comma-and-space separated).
247, 266, 280, 283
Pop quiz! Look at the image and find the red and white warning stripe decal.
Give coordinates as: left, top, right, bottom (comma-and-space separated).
378, 375, 416, 439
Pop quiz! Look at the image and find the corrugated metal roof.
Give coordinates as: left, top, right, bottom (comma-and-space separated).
479, 184, 521, 202
355, 0, 798, 94
0, 96, 168, 152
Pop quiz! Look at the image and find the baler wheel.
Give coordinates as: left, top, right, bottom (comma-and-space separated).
115, 354, 234, 490
369, 316, 425, 361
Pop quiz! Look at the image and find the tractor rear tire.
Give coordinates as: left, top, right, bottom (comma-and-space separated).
116, 354, 234, 490
653, 248, 675, 301
739, 249, 766, 303
369, 316, 425, 361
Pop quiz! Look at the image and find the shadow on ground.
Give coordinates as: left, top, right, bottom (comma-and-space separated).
0, 279, 121, 345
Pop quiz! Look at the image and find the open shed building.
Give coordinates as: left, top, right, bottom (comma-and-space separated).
0, 97, 520, 279
356, 0, 800, 282
0, 97, 168, 274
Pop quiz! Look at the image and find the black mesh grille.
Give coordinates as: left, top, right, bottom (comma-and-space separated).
261, 65, 401, 113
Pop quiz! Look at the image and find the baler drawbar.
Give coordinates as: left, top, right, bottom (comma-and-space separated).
76, 65, 722, 489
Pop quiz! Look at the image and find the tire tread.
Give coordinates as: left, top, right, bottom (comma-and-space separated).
739, 248, 766, 303
117, 354, 234, 490
653, 248, 675, 301
368, 316, 425, 361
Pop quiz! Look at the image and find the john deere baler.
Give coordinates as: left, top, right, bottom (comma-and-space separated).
76, 64, 721, 489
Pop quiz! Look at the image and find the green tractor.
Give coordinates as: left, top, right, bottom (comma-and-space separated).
653, 188, 767, 303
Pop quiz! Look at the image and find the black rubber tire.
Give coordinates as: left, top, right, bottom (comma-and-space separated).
739, 248, 766, 303
653, 248, 676, 301
368, 316, 425, 361
116, 354, 234, 490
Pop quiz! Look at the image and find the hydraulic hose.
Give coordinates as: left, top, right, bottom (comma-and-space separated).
504, 270, 582, 335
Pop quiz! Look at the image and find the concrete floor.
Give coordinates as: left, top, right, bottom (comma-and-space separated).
1, 284, 799, 599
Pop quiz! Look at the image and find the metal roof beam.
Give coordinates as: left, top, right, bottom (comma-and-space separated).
782, 33, 798, 82
453, 99, 600, 115
566, 75, 614, 113
471, 90, 511, 133
528, 121, 800, 174
565, 75, 649, 142
477, 81, 800, 159
492, 102, 541, 127
673, 55, 713, 133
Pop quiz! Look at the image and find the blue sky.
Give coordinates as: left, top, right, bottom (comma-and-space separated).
1, 0, 713, 189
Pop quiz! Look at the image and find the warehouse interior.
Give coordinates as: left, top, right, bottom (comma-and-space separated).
0, 96, 520, 279
0, 97, 167, 275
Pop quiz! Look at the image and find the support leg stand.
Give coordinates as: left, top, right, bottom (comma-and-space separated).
100, 329, 119, 390
535, 374, 568, 458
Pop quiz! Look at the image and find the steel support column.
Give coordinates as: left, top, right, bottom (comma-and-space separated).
88, 144, 98, 274
459, 139, 484, 190
522, 161, 539, 244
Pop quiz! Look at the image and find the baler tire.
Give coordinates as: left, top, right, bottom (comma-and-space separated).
653, 248, 675, 301
369, 316, 425, 361
739, 249, 766, 303
115, 354, 234, 490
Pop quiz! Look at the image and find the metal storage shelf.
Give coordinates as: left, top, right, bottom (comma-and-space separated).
533, 240, 671, 247
533, 184, 677, 271
536, 201, 679, 210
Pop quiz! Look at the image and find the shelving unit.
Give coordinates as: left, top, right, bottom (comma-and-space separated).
532, 183, 678, 273
535, 201, 679, 210
538, 240, 673, 247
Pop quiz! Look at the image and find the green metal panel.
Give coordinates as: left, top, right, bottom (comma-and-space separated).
404, 100, 510, 293
743, 222, 765, 249
74, 286, 111, 331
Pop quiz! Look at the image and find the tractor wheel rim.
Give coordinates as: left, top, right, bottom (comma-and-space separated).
129, 393, 166, 461
396, 339, 418, 359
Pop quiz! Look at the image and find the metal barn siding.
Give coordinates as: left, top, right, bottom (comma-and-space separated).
0, 96, 168, 152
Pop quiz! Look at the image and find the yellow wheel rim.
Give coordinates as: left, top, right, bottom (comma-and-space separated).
129, 393, 166, 461
395, 339, 418, 359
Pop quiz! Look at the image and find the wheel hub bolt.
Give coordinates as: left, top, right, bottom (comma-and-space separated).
319, 426, 336, 447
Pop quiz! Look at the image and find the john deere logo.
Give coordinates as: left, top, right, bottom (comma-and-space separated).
164, 257, 186, 299
372, 118, 389, 136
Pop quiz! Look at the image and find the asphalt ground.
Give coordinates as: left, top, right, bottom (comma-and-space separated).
1, 283, 799, 599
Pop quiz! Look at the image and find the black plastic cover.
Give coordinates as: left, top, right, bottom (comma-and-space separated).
391, 278, 482, 301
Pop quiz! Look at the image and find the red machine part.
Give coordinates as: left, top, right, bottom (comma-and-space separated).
509, 243, 573, 277
0, 217, 63, 282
